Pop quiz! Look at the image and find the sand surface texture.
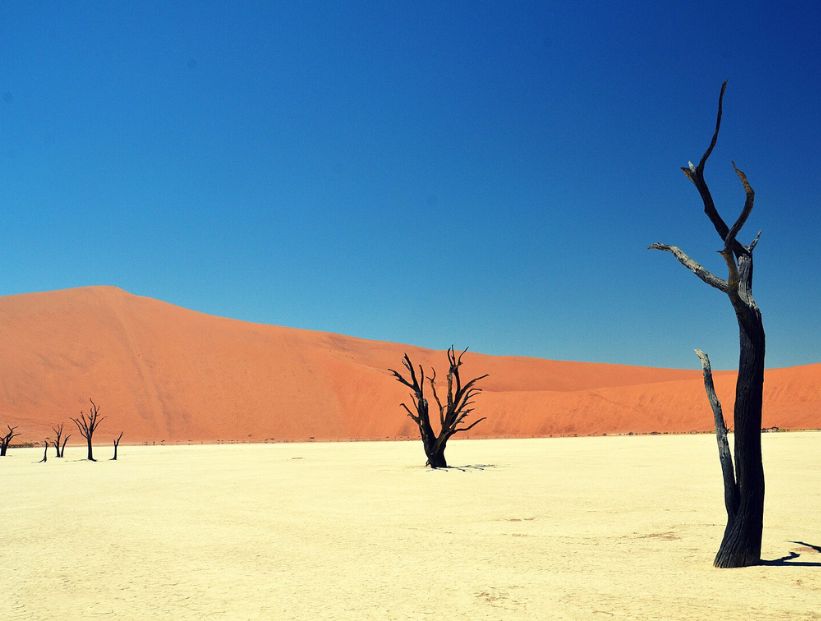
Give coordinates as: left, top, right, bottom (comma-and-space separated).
0, 286, 819, 443
1, 433, 819, 620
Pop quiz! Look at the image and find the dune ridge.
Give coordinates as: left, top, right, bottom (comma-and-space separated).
0, 286, 818, 444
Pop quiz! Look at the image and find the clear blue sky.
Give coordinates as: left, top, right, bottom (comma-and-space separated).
2, 1, 820, 370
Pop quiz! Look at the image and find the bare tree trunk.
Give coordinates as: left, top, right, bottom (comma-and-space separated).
715, 307, 765, 567
112, 432, 123, 460
418, 416, 443, 467
39, 440, 48, 463
60, 435, 70, 458
651, 82, 766, 567
426, 445, 447, 469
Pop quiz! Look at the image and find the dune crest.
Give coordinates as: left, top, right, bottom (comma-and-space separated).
0, 286, 818, 443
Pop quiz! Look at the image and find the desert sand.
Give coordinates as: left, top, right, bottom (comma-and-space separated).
1, 433, 819, 620
0, 286, 819, 444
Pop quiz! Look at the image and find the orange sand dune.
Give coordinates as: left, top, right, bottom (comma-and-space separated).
0, 286, 818, 444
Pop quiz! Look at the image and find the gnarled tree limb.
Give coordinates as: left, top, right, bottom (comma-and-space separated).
648, 243, 729, 292
695, 349, 739, 520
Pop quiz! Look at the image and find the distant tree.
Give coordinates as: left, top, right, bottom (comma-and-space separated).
52, 423, 71, 458
389, 347, 488, 468
112, 432, 124, 460
71, 399, 105, 462
1, 425, 19, 457
38, 439, 49, 463
650, 82, 766, 568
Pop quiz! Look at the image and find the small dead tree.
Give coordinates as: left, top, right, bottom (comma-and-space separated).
39, 439, 49, 463
52, 423, 71, 458
389, 347, 488, 468
650, 82, 766, 568
1, 425, 19, 457
71, 399, 105, 462
112, 432, 123, 460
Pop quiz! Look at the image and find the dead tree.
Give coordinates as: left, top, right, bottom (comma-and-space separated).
71, 399, 105, 462
0, 425, 19, 456
112, 432, 123, 460
650, 82, 766, 568
39, 439, 49, 463
389, 347, 488, 468
52, 423, 71, 458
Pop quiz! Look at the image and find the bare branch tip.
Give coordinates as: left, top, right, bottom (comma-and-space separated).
748, 230, 762, 251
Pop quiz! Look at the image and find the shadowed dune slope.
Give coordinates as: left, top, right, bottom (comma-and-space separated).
0, 286, 819, 443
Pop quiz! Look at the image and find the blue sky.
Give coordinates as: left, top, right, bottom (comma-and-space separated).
2, 1, 820, 370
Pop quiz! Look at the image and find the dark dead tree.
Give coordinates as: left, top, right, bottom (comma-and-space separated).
112, 432, 123, 460
650, 81, 765, 568
52, 423, 71, 458
389, 347, 488, 468
1, 425, 19, 457
71, 399, 105, 462
39, 439, 49, 463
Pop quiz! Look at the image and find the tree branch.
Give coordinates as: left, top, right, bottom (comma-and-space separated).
648, 243, 729, 292
694, 348, 739, 519
725, 161, 755, 248
697, 81, 726, 173
399, 403, 420, 423
428, 369, 445, 428
453, 417, 487, 434
680, 81, 748, 257
719, 248, 740, 290
747, 231, 761, 253
388, 368, 414, 390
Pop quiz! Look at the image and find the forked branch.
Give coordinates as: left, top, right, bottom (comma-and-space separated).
389, 354, 427, 425
112, 431, 124, 461
52, 423, 70, 457
430, 346, 489, 440
680, 81, 748, 258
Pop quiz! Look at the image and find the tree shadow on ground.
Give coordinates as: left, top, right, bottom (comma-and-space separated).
430, 464, 496, 472
761, 541, 821, 567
